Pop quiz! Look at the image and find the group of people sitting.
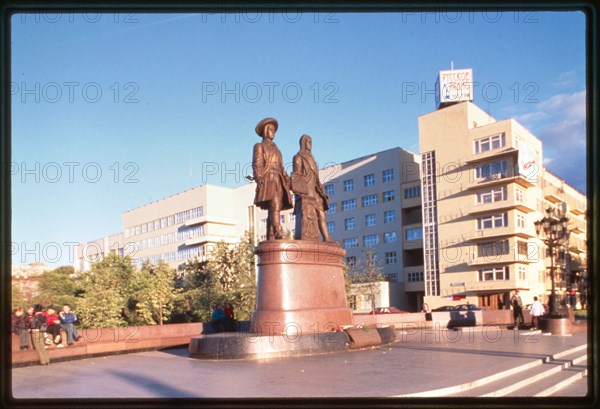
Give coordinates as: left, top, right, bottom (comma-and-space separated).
211, 303, 237, 332
12, 303, 82, 365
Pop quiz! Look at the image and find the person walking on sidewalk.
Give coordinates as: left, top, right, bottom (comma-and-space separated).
530, 296, 544, 330
30, 304, 50, 366
511, 289, 524, 329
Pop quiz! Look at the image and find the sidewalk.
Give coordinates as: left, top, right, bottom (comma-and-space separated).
11, 325, 589, 399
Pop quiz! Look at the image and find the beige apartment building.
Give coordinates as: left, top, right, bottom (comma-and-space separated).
418, 100, 587, 310
76, 184, 256, 272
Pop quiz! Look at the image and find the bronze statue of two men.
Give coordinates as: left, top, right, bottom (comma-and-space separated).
252, 117, 331, 242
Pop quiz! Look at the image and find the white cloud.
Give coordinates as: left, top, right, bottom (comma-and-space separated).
516, 90, 586, 192
551, 70, 577, 88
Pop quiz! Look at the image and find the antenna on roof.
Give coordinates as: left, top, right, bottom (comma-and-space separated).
451, 61, 454, 70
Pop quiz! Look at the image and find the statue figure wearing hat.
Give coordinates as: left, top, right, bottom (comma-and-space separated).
291, 134, 332, 242
252, 117, 293, 240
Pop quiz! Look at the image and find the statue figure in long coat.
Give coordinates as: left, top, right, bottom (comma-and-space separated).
290, 134, 331, 242
252, 117, 293, 240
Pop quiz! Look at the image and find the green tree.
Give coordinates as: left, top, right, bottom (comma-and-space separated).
174, 232, 257, 323
136, 260, 181, 325
76, 253, 142, 328
347, 250, 385, 312
207, 232, 257, 320
177, 258, 219, 322
33, 266, 80, 308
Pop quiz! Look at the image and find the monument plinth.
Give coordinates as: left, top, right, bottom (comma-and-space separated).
251, 240, 353, 336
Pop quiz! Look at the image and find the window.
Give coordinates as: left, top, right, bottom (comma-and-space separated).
517, 213, 526, 228
384, 274, 398, 283
475, 160, 508, 180
479, 266, 510, 281
326, 203, 337, 214
365, 214, 376, 227
407, 272, 424, 282
343, 179, 354, 192
344, 218, 356, 230
362, 194, 378, 207
477, 240, 509, 257
385, 251, 397, 264
383, 190, 395, 202
383, 169, 394, 182
191, 206, 203, 218
406, 227, 423, 241
404, 186, 421, 199
260, 218, 267, 228
477, 186, 507, 204
477, 213, 508, 230
517, 241, 528, 256
346, 256, 357, 267
384, 210, 396, 223
363, 234, 379, 247
515, 188, 524, 203
474, 133, 506, 153
518, 266, 527, 280
280, 215, 286, 224
327, 221, 335, 233
342, 199, 356, 211
290, 213, 296, 223
324, 184, 334, 196
343, 238, 359, 249
384, 232, 397, 243
364, 174, 375, 187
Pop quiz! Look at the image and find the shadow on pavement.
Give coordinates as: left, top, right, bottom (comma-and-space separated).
107, 368, 198, 398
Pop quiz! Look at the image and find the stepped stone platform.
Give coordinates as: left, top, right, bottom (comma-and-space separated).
188, 326, 396, 360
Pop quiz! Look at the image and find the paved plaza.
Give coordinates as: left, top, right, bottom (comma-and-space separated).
11, 326, 590, 399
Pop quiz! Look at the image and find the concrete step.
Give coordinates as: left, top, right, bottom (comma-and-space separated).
450, 344, 587, 397
549, 374, 589, 397
510, 361, 588, 396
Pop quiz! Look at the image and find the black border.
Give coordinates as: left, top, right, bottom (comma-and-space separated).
1, 1, 597, 409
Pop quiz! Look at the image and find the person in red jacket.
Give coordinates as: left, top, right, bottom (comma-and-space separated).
43, 305, 63, 347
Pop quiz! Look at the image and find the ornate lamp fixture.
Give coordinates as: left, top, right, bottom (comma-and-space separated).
534, 206, 570, 317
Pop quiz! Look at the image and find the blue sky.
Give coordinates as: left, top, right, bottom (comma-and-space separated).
10, 10, 586, 267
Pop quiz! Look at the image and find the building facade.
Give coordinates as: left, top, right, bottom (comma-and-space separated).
418, 100, 587, 310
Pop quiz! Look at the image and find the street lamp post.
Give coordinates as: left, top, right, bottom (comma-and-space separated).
534, 206, 570, 317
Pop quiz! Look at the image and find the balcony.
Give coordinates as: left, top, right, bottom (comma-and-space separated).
185, 215, 237, 227
464, 147, 518, 165
468, 226, 536, 241
468, 253, 537, 266
569, 207, 585, 216
467, 173, 536, 190
544, 193, 563, 204
468, 199, 536, 216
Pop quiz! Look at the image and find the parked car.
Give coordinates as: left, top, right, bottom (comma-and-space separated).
454, 304, 485, 311
431, 305, 457, 312
370, 307, 408, 314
